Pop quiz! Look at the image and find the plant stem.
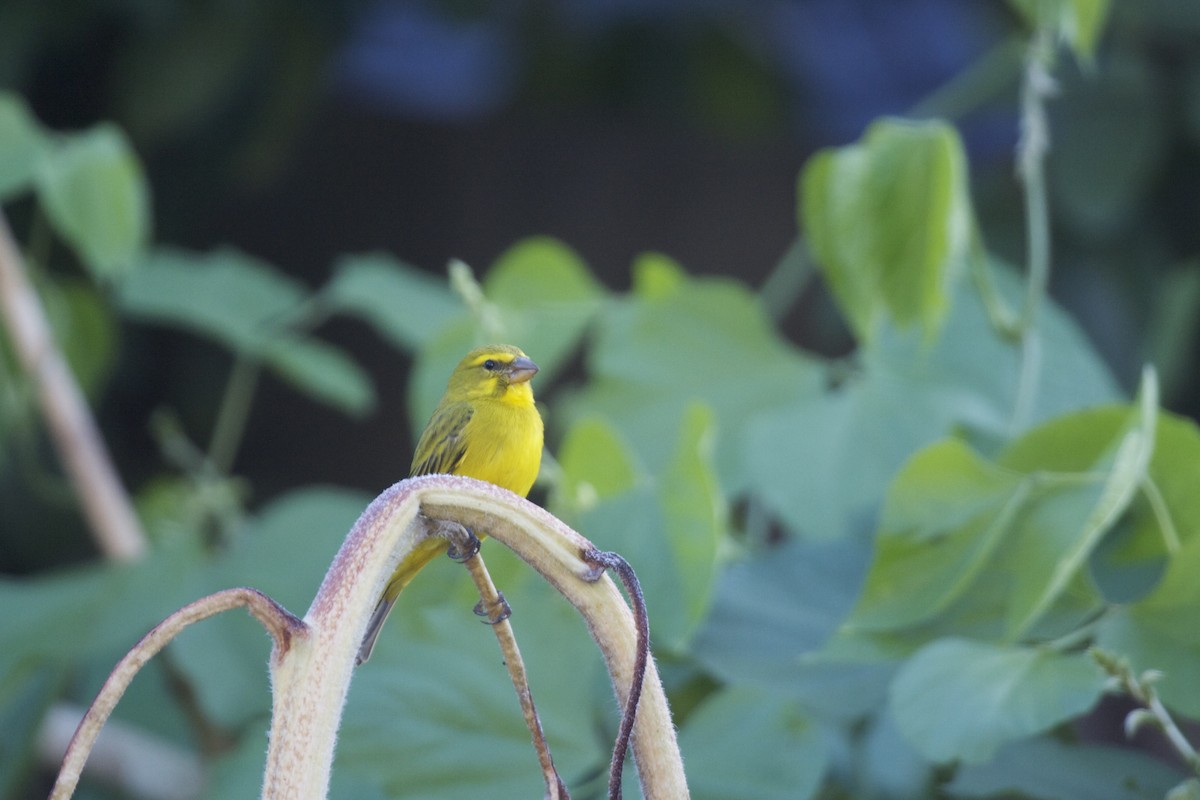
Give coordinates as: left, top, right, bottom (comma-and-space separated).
207, 354, 261, 475
1011, 27, 1057, 432
1093, 648, 1200, 775
459, 550, 569, 800
0, 210, 147, 561
50, 588, 304, 799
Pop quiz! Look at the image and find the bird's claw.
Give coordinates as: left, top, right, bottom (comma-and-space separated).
474, 591, 512, 625
438, 522, 481, 562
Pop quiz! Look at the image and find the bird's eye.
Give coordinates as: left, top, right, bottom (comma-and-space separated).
483, 359, 497, 370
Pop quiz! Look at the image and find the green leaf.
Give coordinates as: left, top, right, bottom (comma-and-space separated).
564, 268, 823, 492
336, 592, 604, 798
572, 406, 723, 650
947, 735, 1185, 799
323, 253, 461, 350
262, 336, 375, 417
658, 403, 724, 641
631, 251, 686, 298
120, 247, 375, 414
848, 440, 1028, 631
0, 91, 44, 199
691, 536, 891, 719
1008, 0, 1112, 60
484, 236, 605, 378
889, 638, 1104, 763
555, 415, 638, 511
35, 123, 150, 280
119, 247, 308, 353
680, 687, 829, 800
743, 259, 1119, 542
0, 662, 66, 798
801, 118, 971, 342
36, 277, 117, 398
1001, 372, 1158, 639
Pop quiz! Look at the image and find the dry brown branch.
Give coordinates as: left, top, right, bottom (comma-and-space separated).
0, 210, 146, 561
457, 542, 570, 800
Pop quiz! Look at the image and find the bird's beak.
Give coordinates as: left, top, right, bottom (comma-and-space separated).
507, 356, 539, 384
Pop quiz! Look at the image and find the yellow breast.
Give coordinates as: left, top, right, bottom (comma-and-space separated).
456, 396, 544, 497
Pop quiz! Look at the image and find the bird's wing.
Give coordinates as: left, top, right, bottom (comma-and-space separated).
409, 401, 473, 477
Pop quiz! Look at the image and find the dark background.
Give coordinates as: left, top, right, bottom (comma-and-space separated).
4, 0, 1200, 568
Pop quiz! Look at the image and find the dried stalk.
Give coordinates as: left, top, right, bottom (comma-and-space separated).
458, 547, 570, 799
0, 210, 146, 560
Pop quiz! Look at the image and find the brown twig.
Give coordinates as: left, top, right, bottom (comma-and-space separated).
454, 537, 570, 800
0, 210, 147, 561
50, 588, 305, 799
582, 549, 649, 800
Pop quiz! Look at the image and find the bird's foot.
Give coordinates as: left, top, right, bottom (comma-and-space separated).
474, 591, 512, 625
436, 521, 481, 562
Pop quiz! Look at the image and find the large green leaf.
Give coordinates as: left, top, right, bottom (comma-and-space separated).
323, 253, 461, 351
554, 415, 639, 512
337, 588, 605, 798
889, 638, 1104, 764
119, 247, 308, 351
563, 265, 823, 493
743, 258, 1119, 542
568, 405, 723, 650
36, 277, 117, 398
691, 536, 891, 720
120, 248, 375, 415
262, 336, 375, 417
801, 118, 971, 342
947, 735, 1184, 799
35, 123, 150, 280
680, 687, 828, 800
847, 440, 1028, 631
1000, 375, 1158, 639
0, 91, 44, 199
843, 371, 1189, 648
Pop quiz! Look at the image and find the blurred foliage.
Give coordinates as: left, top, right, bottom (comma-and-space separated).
3, 2, 1200, 799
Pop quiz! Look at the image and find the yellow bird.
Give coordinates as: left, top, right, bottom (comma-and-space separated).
356, 344, 544, 664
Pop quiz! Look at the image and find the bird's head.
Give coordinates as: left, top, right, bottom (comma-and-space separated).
449, 344, 539, 404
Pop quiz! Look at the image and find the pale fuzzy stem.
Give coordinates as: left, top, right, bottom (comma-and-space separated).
460, 551, 568, 800
0, 211, 147, 561
50, 588, 303, 800
261, 474, 687, 800
261, 482, 426, 800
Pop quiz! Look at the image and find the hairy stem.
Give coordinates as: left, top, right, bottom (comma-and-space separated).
50, 588, 304, 799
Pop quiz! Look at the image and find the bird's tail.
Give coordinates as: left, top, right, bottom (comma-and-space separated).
355, 537, 448, 665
